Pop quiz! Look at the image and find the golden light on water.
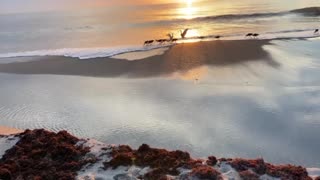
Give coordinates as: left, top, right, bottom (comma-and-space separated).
186, 0, 193, 6
179, 0, 197, 19
185, 29, 200, 38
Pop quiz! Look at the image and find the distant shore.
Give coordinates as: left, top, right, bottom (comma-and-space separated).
0, 40, 277, 78
0, 128, 319, 179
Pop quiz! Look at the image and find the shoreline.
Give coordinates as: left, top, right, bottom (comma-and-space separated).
0, 128, 319, 179
0, 39, 277, 78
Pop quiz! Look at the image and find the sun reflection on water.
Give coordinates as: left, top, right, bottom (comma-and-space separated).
179, 0, 197, 19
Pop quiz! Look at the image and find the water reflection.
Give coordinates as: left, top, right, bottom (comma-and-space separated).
179, 0, 197, 19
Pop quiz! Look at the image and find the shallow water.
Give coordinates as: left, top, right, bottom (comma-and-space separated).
0, 39, 319, 167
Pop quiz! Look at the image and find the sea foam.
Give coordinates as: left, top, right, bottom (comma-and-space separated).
0, 29, 318, 60
0, 44, 173, 60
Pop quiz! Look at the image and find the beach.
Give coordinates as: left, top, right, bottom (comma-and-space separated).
0, 40, 273, 77
1, 0, 320, 179
0, 38, 320, 168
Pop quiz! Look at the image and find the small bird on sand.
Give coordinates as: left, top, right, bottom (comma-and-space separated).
252, 33, 259, 38
246, 33, 253, 37
315, 29, 319, 34
171, 38, 178, 43
144, 40, 154, 46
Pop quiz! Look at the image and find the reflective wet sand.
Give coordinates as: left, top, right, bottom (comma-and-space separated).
0, 39, 319, 167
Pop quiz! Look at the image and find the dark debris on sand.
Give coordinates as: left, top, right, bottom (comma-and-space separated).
0, 129, 93, 180
105, 144, 315, 180
104, 143, 223, 179
0, 129, 317, 180
225, 158, 311, 180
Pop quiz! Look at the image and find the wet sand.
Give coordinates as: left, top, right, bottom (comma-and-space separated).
1, 39, 320, 167
0, 40, 278, 78
0, 126, 22, 136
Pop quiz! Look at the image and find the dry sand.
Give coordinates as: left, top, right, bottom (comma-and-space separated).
0, 40, 279, 78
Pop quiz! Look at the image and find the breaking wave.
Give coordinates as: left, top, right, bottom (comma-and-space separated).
192, 6, 320, 21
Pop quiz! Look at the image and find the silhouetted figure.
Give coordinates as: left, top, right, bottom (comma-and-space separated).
144, 40, 154, 46
167, 33, 174, 41
252, 33, 259, 38
246, 33, 253, 37
180, 29, 189, 39
215, 35, 221, 39
315, 29, 319, 34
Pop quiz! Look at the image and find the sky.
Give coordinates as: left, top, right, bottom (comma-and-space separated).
0, 0, 173, 14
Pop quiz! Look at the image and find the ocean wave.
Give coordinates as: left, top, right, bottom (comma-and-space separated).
290, 7, 320, 16
0, 29, 318, 60
192, 6, 320, 21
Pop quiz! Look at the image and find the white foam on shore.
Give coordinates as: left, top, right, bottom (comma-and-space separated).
76, 139, 152, 180
307, 168, 320, 179
218, 161, 241, 180
0, 44, 173, 60
0, 29, 318, 61
112, 47, 170, 61
0, 135, 19, 159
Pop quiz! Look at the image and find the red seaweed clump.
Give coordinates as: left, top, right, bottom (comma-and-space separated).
229, 158, 267, 174
143, 168, 170, 180
104, 144, 200, 179
265, 164, 311, 180
189, 165, 222, 180
207, 156, 218, 166
0, 129, 91, 180
239, 170, 259, 180
134, 144, 192, 173
226, 158, 311, 180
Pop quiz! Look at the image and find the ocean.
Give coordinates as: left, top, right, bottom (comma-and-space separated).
0, 0, 319, 58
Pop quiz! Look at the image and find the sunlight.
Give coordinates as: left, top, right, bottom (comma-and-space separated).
186, 0, 193, 6
185, 29, 199, 38
179, 0, 197, 19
